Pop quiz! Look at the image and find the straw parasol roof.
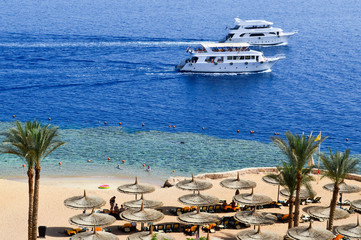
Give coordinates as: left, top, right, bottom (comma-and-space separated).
126, 231, 174, 240
176, 174, 213, 191
236, 225, 282, 240
120, 203, 164, 223
287, 221, 334, 240
280, 188, 316, 200
118, 177, 155, 195
234, 210, 277, 226
71, 229, 118, 240
233, 188, 273, 206
177, 209, 220, 225
64, 190, 106, 210
124, 194, 163, 209
306, 206, 350, 220
323, 182, 361, 194
335, 216, 361, 239
262, 175, 279, 185
69, 209, 116, 227
351, 199, 361, 211
220, 172, 257, 190
178, 192, 219, 206
262, 175, 281, 202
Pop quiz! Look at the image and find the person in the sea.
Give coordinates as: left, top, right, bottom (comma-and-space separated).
110, 196, 116, 211
146, 166, 151, 172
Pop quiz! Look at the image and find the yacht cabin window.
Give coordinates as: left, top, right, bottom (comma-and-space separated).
249, 33, 265, 37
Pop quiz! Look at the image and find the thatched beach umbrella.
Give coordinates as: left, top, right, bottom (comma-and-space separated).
233, 188, 273, 206
178, 192, 219, 206
236, 225, 282, 240
335, 216, 361, 239
176, 174, 213, 192
351, 199, 361, 211
262, 175, 281, 202
306, 206, 350, 220
120, 203, 164, 224
69, 209, 116, 227
64, 190, 106, 210
280, 188, 316, 200
323, 182, 361, 194
118, 177, 155, 200
220, 172, 257, 190
286, 221, 334, 240
234, 209, 277, 226
126, 226, 174, 240
71, 228, 118, 240
124, 194, 163, 209
177, 209, 220, 225
178, 208, 220, 239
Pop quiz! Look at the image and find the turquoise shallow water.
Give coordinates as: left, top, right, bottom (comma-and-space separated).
1, 121, 360, 181
0, 122, 284, 181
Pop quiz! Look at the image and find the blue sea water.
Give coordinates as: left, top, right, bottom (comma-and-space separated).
0, 0, 361, 181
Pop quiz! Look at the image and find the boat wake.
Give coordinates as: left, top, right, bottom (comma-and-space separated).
0, 41, 216, 48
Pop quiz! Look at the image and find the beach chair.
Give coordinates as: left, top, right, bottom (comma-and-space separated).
200, 206, 208, 212
333, 234, 344, 240
171, 223, 181, 232
214, 204, 222, 213
120, 223, 132, 233
184, 225, 197, 236
102, 209, 110, 214
156, 224, 165, 233
170, 207, 182, 215
207, 205, 215, 213
301, 214, 311, 222
182, 206, 191, 213
156, 208, 163, 213
190, 206, 197, 211
311, 197, 321, 203
164, 224, 172, 232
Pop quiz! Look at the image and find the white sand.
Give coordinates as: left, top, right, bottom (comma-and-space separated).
1, 172, 361, 240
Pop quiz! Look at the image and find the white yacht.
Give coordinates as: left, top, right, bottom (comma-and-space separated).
220, 18, 297, 46
176, 42, 284, 73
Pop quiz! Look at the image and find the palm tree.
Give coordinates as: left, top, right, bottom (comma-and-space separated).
320, 148, 359, 230
1, 120, 65, 240
271, 131, 326, 226
267, 161, 314, 229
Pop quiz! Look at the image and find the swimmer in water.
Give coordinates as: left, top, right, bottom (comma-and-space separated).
146, 166, 151, 172
117, 164, 121, 169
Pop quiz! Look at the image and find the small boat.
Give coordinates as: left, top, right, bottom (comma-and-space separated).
220, 18, 297, 46
176, 42, 284, 73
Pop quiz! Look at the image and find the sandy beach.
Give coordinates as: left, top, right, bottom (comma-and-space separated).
1, 170, 361, 240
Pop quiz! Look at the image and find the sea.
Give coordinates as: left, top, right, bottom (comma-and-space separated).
0, 0, 360, 182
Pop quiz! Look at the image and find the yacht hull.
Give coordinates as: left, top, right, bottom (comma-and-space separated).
178, 61, 276, 73
224, 34, 295, 46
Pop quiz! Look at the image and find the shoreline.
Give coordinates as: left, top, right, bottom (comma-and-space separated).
5, 167, 361, 189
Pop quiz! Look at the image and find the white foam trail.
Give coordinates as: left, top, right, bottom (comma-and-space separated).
0, 41, 215, 48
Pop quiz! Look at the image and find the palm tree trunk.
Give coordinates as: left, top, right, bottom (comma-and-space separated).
27, 169, 34, 240
32, 166, 41, 240
288, 197, 294, 229
293, 171, 302, 227
328, 183, 339, 230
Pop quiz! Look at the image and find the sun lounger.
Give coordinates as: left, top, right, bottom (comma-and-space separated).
171, 223, 181, 232
156, 224, 165, 233
207, 205, 215, 213
306, 197, 321, 203
184, 225, 197, 236
164, 224, 172, 232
